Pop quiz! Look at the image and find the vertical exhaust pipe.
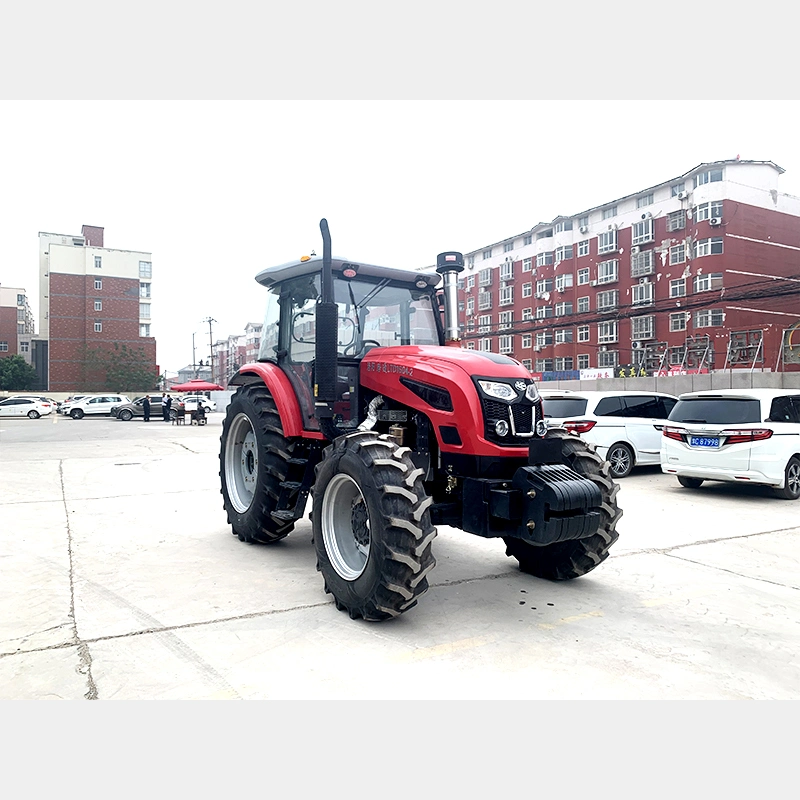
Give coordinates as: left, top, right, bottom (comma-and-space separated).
315, 218, 338, 407
436, 251, 465, 345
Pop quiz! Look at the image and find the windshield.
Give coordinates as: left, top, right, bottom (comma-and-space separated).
668, 398, 761, 425
541, 397, 588, 418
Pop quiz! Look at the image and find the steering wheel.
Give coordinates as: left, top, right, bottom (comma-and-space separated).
344, 339, 381, 357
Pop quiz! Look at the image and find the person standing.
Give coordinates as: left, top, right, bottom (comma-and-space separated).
143, 395, 151, 422
164, 393, 172, 422
161, 392, 168, 421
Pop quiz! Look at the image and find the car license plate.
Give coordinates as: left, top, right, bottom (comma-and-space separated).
690, 436, 719, 448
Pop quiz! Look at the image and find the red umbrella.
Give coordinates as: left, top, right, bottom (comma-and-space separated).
169, 379, 225, 392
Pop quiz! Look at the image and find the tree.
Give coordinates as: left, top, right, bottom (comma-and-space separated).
82, 343, 158, 392
0, 355, 38, 391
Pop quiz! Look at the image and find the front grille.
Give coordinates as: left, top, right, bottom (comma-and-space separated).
481, 397, 541, 445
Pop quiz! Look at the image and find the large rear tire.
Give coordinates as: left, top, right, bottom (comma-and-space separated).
219, 384, 298, 543
312, 432, 436, 621
504, 427, 622, 580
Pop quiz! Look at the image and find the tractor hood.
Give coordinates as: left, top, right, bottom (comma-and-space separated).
361, 345, 529, 380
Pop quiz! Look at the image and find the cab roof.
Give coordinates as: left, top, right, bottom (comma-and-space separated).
254, 256, 440, 289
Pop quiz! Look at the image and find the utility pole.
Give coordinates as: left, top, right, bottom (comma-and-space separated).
192, 332, 197, 378
203, 317, 217, 384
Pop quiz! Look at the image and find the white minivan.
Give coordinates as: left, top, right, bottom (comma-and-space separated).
540, 389, 679, 478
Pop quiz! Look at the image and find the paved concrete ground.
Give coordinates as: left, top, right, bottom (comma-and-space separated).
1, 411, 798, 699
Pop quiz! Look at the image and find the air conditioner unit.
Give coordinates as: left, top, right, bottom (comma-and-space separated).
534, 345, 542, 352
607, 223, 616, 231
630, 246, 641, 255
677, 191, 688, 200
599, 346, 608, 352
639, 277, 649, 285
631, 341, 642, 350
579, 225, 589, 234
590, 280, 598, 287
641, 212, 652, 220
709, 217, 722, 227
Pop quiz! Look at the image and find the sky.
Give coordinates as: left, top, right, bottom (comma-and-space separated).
2, 7, 798, 374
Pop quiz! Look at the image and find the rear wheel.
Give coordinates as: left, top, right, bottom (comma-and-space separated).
27, 410, 40, 419
504, 428, 622, 580
219, 384, 298, 543
312, 432, 436, 621
607, 441, 634, 478
774, 456, 800, 500
71, 408, 84, 419
677, 476, 704, 489
119, 409, 133, 421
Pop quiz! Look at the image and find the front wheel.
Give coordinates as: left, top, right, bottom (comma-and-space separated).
312, 432, 436, 621
28, 410, 40, 419
71, 408, 84, 419
774, 456, 800, 500
504, 428, 622, 580
118, 409, 134, 421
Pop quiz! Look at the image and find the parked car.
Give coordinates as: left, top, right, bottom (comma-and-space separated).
540, 389, 679, 478
0, 396, 54, 419
661, 388, 800, 500
181, 395, 216, 413
59, 395, 89, 415
113, 395, 185, 421
67, 394, 131, 419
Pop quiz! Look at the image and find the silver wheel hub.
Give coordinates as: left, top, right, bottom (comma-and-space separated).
610, 447, 630, 474
225, 413, 259, 513
788, 462, 800, 495
321, 473, 370, 581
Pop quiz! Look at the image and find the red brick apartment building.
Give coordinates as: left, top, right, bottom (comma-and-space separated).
0, 286, 36, 362
457, 160, 800, 376
38, 225, 157, 391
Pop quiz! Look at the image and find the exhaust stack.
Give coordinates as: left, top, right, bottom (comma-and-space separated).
436, 251, 465, 345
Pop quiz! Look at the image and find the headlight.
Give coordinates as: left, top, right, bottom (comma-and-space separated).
477, 380, 516, 401
525, 383, 540, 402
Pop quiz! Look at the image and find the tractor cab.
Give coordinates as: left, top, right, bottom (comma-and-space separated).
255, 256, 442, 430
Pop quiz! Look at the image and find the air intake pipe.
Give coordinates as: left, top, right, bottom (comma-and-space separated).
436, 251, 465, 345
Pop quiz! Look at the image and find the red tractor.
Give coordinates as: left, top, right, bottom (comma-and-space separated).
220, 220, 621, 620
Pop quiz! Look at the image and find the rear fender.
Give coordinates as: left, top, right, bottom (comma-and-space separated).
229, 362, 324, 439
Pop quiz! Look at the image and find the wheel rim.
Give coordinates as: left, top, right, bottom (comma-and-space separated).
788, 461, 800, 497
609, 446, 631, 476
122, 410, 132, 421
28, 411, 39, 419
321, 473, 370, 581
225, 413, 259, 513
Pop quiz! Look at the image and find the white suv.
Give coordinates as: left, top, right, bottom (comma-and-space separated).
541, 389, 678, 478
182, 395, 216, 413
661, 388, 800, 500
67, 394, 131, 419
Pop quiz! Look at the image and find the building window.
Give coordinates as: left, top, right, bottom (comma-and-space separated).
536, 306, 553, 319
457, 278, 464, 290
17, 293, 25, 305
577, 296, 590, 313
577, 353, 589, 370
140, 303, 151, 318
536, 278, 553, 295
522, 334, 532, 349
0, 342, 8, 352
668, 346, 684, 365
694, 309, 725, 328
458, 301, 465, 313
577, 240, 589, 258
577, 268, 590, 285
499, 311, 513, 329
466, 275, 475, 289
669, 244, 686, 265
478, 291, 492, 310
555, 357, 574, 371
522, 282, 532, 298
555, 245, 573, 261
17, 323, 25, 334
467, 255, 475, 267
671, 183, 685, 197
536, 229, 553, 240
140, 323, 151, 336
94, 322, 102, 333
632, 282, 654, 306
466, 297, 474, 315
597, 259, 618, 284
466, 341, 475, 350
636, 193, 654, 208
555, 302, 573, 317
139, 261, 152, 278
536, 331, 553, 347
94, 300, 102, 311
597, 230, 618, 254
500, 261, 513, 280
597, 290, 619, 311
522, 307, 533, 321
694, 273, 723, 293
577, 325, 590, 342
499, 335, 513, 354
667, 210, 686, 232
503, 242, 514, 253
631, 218, 654, 246
94, 278, 102, 290
597, 321, 618, 344
631, 315, 655, 340
523, 235, 532, 246
94, 255, 102, 269
670, 312, 688, 332
477, 315, 491, 333
694, 201, 723, 223
17, 308, 25, 321
602, 206, 618, 220
479, 268, 493, 287
579, 216, 589, 228
522, 257, 532, 272
555, 273, 574, 292
480, 338, 492, 351
555, 328, 573, 344
694, 169, 723, 187
597, 350, 619, 368
536, 252, 554, 267
631, 249, 654, 277
694, 237, 724, 258
522, 359, 532, 371
536, 358, 554, 372
555, 220, 573, 233
499, 286, 513, 306
670, 278, 686, 298
20, 341, 29, 353
482, 250, 492, 260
